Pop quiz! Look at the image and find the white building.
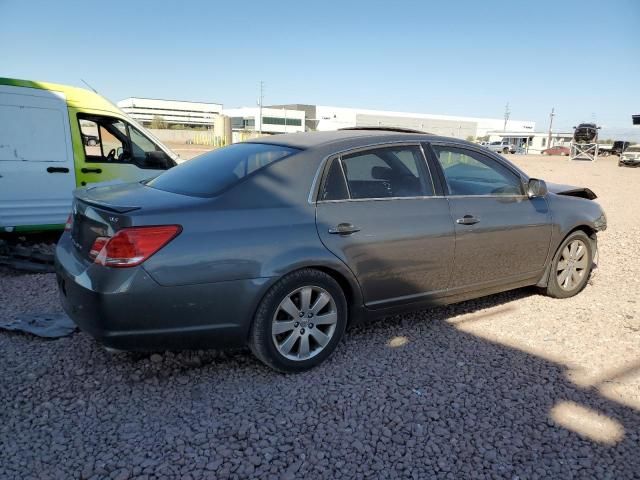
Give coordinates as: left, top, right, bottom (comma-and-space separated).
223, 107, 306, 135
117, 97, 223, 127
488, 131, 574, 154
272, 104, 535, 139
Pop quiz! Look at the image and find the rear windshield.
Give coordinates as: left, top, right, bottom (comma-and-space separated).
147, 143, 301, 197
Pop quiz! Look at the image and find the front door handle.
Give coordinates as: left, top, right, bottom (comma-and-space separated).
456, 215, 480, 225
47, 167, 69, 173
328, 223, 360, 235
81, 167, 103, 174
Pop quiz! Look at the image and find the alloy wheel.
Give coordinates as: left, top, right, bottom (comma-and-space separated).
271, 286, 338, 361
556, 239, 589, 291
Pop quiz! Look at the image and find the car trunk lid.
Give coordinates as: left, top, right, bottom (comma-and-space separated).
70, 181, 200, 262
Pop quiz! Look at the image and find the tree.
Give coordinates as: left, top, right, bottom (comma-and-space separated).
150, 115, 168, 129
465, 135, 476, 142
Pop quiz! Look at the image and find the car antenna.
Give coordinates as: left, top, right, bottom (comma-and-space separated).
80, 78, 98, 93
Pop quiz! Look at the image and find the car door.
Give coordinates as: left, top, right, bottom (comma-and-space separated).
427, 143, 552, 292
75, 114, 173, 187
315, 143, 455, 309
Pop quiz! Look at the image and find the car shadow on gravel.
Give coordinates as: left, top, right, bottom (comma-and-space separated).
2, 286, 639, 478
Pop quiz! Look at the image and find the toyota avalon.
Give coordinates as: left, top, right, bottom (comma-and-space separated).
56, 129, 607, 372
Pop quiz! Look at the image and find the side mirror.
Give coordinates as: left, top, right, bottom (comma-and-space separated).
146, 150, 171, 169
527, 178, 547, 198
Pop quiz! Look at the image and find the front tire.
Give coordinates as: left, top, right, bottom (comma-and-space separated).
544, 231, 593, 299
249, 269, 347, 373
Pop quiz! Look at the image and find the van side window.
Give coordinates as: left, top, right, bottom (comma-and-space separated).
129, 126, 168, 168
78, 115, 173, 169
79, 117, 129, 163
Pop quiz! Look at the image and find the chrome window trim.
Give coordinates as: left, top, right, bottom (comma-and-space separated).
308, 140, 437, 204
316, 193, 528, 204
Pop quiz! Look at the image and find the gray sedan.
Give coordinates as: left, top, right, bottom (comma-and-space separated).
55, 129, 607, 372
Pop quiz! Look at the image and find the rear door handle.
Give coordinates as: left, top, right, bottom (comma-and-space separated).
328, 223, 360, 235
456, 215, 480, 225
81, 167, 102, 174
47, 167, 69, 173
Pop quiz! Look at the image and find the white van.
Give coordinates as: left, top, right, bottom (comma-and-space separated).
0, 78, 177, 233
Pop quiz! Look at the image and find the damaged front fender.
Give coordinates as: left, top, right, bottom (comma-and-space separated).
546, 182, 597, 200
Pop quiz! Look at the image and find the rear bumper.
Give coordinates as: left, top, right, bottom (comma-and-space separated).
55, 233, 271, 351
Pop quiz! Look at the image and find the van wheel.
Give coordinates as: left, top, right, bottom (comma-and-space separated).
249, 269, 347, 373
544, 231, 593, 299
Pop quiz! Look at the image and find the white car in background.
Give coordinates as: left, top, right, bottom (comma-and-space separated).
619, 144, 640, 167
485, 141, 517, 154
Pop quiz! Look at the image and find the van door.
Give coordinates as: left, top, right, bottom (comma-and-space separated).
0, 85, 76, 231
75, 114, 174, 187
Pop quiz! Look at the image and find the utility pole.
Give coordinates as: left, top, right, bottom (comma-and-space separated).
503, 102, 510, 131
547, 107, 555, 148
258, 81, 264, 135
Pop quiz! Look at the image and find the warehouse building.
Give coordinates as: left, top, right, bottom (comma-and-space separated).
223, 107, 306, 135
271, 104, 535, 138
117, 98, 223, 128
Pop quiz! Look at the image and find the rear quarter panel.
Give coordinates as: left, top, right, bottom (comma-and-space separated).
140, 149, 351, 286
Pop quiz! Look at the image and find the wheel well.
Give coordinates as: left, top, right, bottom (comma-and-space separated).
538, 224, 597, 288
308, 265, 361, 325
567, 225, 596, 241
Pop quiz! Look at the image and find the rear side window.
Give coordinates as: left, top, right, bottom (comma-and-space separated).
320, 158, 349, 201
148, 143, 300, 197
340, 146, 433, 199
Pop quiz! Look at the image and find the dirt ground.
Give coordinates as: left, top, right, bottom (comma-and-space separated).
1, 153, 639, 479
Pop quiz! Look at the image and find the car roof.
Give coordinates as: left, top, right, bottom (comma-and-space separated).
244, 129, 470, 150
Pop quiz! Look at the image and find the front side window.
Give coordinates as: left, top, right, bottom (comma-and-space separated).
78, 115, 172, 169
148, 143, 300, 197
79, 118, 127, 162
432, 146, 523, 196
338, 145, 433, 200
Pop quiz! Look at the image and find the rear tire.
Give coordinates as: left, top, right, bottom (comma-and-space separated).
249, 269, 347, 373
544, 231, 593, 299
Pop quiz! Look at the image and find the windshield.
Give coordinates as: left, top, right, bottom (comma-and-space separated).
625, 146, 640, 152
147, 143, 301, 197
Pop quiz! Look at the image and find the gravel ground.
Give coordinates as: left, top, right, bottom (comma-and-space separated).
1, 154, 639, 479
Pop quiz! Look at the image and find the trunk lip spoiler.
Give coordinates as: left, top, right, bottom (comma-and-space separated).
73, 190, 140, 214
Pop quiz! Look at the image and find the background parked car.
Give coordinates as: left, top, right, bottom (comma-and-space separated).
618, 144, 640, 167
486, 141, 516, 154
82, 134, 99, 146
542, 146, 570, 156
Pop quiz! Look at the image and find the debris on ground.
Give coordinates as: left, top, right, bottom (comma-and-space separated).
0, 312, 77, 338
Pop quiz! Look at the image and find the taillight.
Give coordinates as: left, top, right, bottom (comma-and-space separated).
64, 214, 73, 231
90, 225, 181, 268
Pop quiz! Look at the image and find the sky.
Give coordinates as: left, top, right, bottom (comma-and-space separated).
1, 0, 639, 139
